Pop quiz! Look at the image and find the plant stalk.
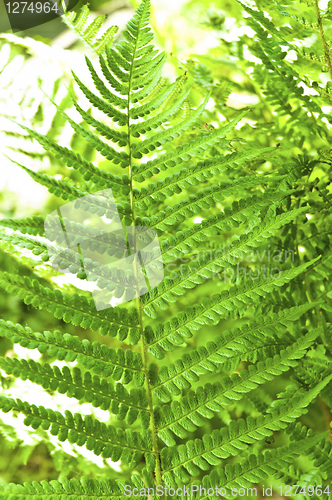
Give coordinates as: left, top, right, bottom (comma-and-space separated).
314, 0, 332, 81
126, 25, 163, 488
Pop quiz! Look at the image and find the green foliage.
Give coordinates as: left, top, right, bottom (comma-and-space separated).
61, 5, 119, 55
0, 477, 137, 500
1, 0, 332, 498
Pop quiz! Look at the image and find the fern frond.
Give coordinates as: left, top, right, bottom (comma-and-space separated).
129, 80, 184, 121
131, 58, 166, 103
0, 231, 49, 261
142, 204, 305, 319
0, 357, 150, 427
287, 422, 332, 477
72, 101, 128, 147
44, 93, 129, 167
0, 397, 153, 465
0, 272, 141, 343
6, 119, 128, 189
0, 218, 127, 260
133, 111, 248, 181
159, 190, 292, 267
146, 257, 319, 358
134, 151, 277, 209
0, 320, 144, 386
161, 74, 188, 112
131, 92, 208, 156
274, 465, 327, 500
308, 436, 332, 477
0, 0, 330, 491
130, 87, 193, 138
6, 163, 130, 219
62, 5, 119, 56
0, 216, 153, 290
271, 1, 320, 34
239, 2, 327, 130
85, 56, 128, 108
105, 45, 131, 73
0, 216, 45, 236
150, 303, 318, 402
0, 476, 134, 500
161, 377, 332, 485
7, 158, 87, 201
145, 177, 283, 233
71, 72, 128, 125
198, 435, 327, 497
155, 329, 321, 445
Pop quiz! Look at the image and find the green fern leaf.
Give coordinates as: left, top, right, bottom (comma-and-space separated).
161, 376, 332, 485
155, 329, 322, 445
199, 434, 327, 496
61, 5, 119, 55
146, 257, 319, 358
150, 303, 319, 401
0, 396, 153, 464
0, 271, 141, 343
0, 0, 330, 492
0, 320, 144, 386
0, 357, 149, 427
0, 477, 133, 500
6, 119, 127, 189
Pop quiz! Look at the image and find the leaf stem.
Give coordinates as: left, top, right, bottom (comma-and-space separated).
126, 15, 163, 487
314, 0, 332, 81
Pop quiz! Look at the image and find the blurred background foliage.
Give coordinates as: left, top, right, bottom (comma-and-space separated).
1, 0, 332, 495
